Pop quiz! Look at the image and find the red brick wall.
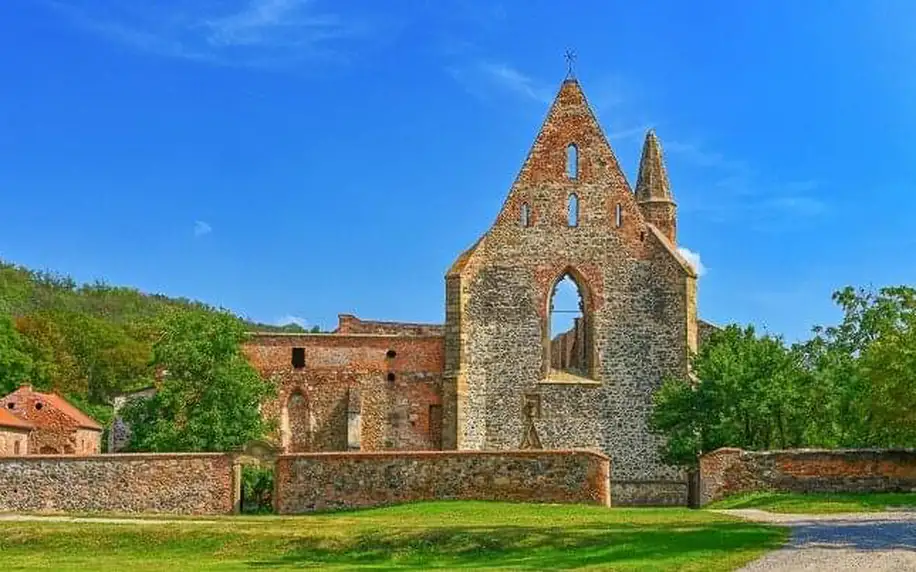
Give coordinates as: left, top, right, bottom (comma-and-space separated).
0, 453, 240, 514
699, 447, 916, 504
273, 449, 610, 513
335, 315, 445, 336
243, 334, 444, 452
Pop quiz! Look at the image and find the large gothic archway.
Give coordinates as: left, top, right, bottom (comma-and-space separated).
544, 269, 593, 380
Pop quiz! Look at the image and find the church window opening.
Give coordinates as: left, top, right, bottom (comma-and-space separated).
568, 194, 579, 227
547, 272, 590, 379
520, 202, 531, 227
615, 203, 623, 227
566, 144, 578, 179
386, 349, 397, 359
387, 373, 396, 382
291, 347, 305, 369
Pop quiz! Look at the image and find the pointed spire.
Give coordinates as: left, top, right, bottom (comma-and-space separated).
635, 129, 677, 244
635, 129, 672, 203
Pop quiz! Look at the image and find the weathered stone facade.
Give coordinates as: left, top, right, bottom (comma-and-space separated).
1, 385, 102, 455
0, 453, 240, 514
699, 447, 916, 505
441, 79, 698, 505
229, 78, 708, 505
273, 449, 610, 513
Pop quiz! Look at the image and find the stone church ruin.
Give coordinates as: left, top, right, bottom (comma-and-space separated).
238, 76, 713, 505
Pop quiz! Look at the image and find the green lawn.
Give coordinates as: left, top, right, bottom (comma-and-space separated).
0, 501, 786, 571
708, 491, 916, 514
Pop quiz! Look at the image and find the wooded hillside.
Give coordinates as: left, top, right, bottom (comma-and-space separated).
0, 259, 308, 433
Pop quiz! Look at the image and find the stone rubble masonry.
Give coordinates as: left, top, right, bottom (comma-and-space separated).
699, 447, 916, 505
442, 78, 698, 505
0, 453, 241, 515
273, 449, 610, 514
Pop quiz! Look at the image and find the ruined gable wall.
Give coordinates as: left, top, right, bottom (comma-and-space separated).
445, 81, 694, 504
243, 334, 444, 453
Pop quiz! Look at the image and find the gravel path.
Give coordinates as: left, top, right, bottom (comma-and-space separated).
713, 509, 916, 571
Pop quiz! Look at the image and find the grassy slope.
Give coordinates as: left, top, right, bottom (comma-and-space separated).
708, 491, 916, 514
0, 501, 786, 571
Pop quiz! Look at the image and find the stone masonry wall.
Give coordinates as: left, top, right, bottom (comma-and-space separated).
243, 333, 444, 453
443, 79, 696, 505
0, 453, 239, 514
274, 449, 610, 513
699, 447, 916, 505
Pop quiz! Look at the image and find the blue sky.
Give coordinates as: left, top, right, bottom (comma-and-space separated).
3, 0, 916, 342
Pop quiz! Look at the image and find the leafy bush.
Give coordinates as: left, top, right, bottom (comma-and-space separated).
241, 465, 274, 514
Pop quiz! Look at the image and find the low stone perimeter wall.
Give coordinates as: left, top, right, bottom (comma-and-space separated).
274, 449, 610, 514
700, 447, 916, 505
0, 453, 240, 515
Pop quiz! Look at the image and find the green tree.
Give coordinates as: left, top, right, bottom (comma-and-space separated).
122, 308, 274, 452
0, 315, 33, 395
650, 324, 809, 467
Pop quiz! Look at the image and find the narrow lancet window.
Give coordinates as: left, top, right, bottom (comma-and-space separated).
615, 203, 623, 228
520, 202, 531, 227
568, 194, 579, 227
566, 144, 578, 179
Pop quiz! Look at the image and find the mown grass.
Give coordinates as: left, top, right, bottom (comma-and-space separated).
0, 501, 786, 571
708, 491, 916, 514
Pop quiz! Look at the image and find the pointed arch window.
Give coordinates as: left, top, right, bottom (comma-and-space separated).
520, 202, 532, 227
615, 203, 623, 228
568, 194, 579, 227
566, 144, 578, 179
545, 271, 592, 380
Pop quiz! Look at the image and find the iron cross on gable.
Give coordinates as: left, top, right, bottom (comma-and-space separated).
564, 49, 577, 79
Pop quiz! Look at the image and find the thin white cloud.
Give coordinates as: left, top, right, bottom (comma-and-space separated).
678, 246, 707, 277
193, 220, 212, 237
667, 140, 826, 223
449, 61, 553, 104
665, 140, 749, 172
47, 0, 372, 68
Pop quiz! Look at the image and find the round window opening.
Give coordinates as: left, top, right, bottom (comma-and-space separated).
6, 403, 14, 409
35, 402, 43, 410
386, 350, 397, 359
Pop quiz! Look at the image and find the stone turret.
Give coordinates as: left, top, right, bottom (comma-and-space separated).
635, 129, 677, 243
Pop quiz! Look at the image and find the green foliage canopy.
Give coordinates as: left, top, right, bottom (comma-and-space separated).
651, 285, 916, 467
120, 309, 275, 452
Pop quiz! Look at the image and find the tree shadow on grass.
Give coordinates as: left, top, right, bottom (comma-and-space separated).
246, 521, 784, 570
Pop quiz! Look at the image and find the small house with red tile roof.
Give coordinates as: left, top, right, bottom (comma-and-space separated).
0, 407, 33, 456
0, 385, 102, 455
